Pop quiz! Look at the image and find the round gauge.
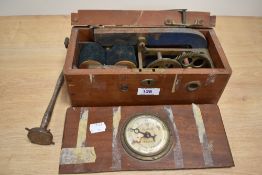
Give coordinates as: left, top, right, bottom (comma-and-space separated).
121, 114, 172, 161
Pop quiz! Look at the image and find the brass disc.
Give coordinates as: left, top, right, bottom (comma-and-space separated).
79, 59, 103, 69
114, 60, 137, 68
146, 58, 182, 68
26, 127, 54, 145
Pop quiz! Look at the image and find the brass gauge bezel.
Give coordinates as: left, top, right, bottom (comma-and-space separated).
121, 113, 173, 161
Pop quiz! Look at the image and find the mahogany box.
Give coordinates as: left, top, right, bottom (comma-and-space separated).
59, 10, 233, 174
63, 10, 231, 107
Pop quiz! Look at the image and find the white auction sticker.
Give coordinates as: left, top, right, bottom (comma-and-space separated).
137, 88, 160, 95
89, 122, 106, 134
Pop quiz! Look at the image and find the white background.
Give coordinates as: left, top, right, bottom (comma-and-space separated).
0, 0, 261, 16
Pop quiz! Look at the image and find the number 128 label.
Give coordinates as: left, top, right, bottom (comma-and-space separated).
137, 88, 160, 95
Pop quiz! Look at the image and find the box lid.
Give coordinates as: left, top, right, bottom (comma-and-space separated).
71, 10, 216, 28
59, 104, 233, 174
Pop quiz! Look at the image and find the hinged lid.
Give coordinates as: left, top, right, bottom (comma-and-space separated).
59, 104, 234, 174
71, 10, 216, 28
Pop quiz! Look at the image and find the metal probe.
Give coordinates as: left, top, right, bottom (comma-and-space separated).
25, 71, 64, 145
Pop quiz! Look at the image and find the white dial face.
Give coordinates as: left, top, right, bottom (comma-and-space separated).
124, 114, 170, 157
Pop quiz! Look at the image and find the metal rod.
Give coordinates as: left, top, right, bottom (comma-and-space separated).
40, 72, 64, 129
26, 71, 64, 145
157, 52, 162, 60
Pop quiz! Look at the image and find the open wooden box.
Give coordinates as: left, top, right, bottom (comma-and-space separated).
63, 10, 231, 107
60, 10, 233, 174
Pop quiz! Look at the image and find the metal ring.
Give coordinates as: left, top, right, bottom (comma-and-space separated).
186, 81, 201, 92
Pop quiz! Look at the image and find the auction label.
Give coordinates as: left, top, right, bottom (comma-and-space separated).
137, 88, 160, 95
89, 122, 106, 134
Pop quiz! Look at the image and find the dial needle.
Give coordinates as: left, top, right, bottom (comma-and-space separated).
131, 128, 157, 141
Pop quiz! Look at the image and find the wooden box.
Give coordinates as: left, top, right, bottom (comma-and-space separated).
59, 10, 234, 174
63, 10, 232, 107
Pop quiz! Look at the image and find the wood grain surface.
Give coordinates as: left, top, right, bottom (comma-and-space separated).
59, 105, 233, 174
71, 10, 215, 28
0, 15, 261, 175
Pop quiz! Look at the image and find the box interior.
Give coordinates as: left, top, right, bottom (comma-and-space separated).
69, 27, 226, 72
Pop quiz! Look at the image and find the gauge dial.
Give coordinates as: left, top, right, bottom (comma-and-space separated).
122, 114, 172, 160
